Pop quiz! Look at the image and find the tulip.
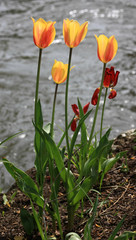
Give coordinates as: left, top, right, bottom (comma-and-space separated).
103, 66, 120, 88
32, 17, 56, 49
91, 67, 120, 105
51, 60, 68, 84
63, 19, 88, 48
71, 102, 90, 131
95, 34, 118, 63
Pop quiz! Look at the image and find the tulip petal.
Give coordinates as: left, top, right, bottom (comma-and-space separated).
113, 70, 120, 87
71, 104, 79, 116
91, 88, 100, 105
103, 68, 112, 88
71, 118, 77, 131
74, 22, 88, 47
108, 89, 117, 99
83, 102, 90, 114
95, 34, 108, 63
104, 36, 118, 63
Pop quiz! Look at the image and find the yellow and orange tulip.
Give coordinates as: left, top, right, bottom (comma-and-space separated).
51, 60, 68, 84
95, 34, 118, 63
63, 19, 88, 48
32, 17, 56, 49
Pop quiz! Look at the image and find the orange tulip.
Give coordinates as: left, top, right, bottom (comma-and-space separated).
32, 17, 56, 49
95, 34, 118, 63
63, 19, 88, 48
51, 60, 69, 84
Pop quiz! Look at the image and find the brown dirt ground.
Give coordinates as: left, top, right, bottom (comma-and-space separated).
0, 129, 136, 240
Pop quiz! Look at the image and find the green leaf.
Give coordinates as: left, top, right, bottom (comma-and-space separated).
108, 216, 125, 240
72, 176, 95, 206
34, 103, 49, 187
114, 231, 136, 240
78, 99, 88, 163
43, 123, 51, 134
34, 99, 43, 153
30, 200, 46, 240
38, 128, 67, 183
0, 131, 23, 146
83, 128, 113, 177
70, 109, 92, 158
84, 196, 98, 240
65, 232, 82, 240
20, 208, 35, 235
35, 99, 43, 128
57, 117, 74, 148
100, 151, 125, 189
33, 124, 76, 203
2, 158, 44, 207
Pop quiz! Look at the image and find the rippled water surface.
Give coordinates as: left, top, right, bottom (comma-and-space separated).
0, 0, 136, 191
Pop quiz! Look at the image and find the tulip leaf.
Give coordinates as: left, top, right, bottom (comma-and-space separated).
20, 208, 35, 235
0, 131, 23, 146
34, 99, 43, 153
72, 176, 96, 206
33, 124, 70, 186
108, 216, 125, 240
100, 151, 126, 189
2, 158, 44, 208
84, 196, 98, 240
35, 126, 76, 201
83, 128, 113, 177
77, 98, 88, 163
57, 117, 74, 148
70, 109, 92, 158
113, 231, 136, 240
34, 100, 48, 188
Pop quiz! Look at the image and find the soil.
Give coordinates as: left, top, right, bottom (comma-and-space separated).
0, 129, 136, 240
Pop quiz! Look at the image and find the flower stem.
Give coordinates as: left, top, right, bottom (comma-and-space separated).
88, 63, 106, 148
35, 48, 42, 124
51, 83, 58, 138
100, 87, 108, 139
65, 48, 73, 158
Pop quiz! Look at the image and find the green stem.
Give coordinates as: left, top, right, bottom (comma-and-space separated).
31, 200, 47, 240
34, 49, 43, 217
100, 87, 108, 139
57, 117, 74, 148
51, 83, 58, 138
88, 63, 106, 148
35, 48, 42, 124
65, 48, 73, 158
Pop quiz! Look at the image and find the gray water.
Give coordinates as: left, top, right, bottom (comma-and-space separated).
0, 0, 136, 192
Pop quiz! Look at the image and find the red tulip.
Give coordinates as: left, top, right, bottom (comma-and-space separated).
91, 67, 120, 105
103, 66, 120, 88
71, 102, 90, 131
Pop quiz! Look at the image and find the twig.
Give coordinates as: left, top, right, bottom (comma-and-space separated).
100, 183, 130, 215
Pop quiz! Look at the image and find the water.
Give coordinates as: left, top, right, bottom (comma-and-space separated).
0, 0, 136, 192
